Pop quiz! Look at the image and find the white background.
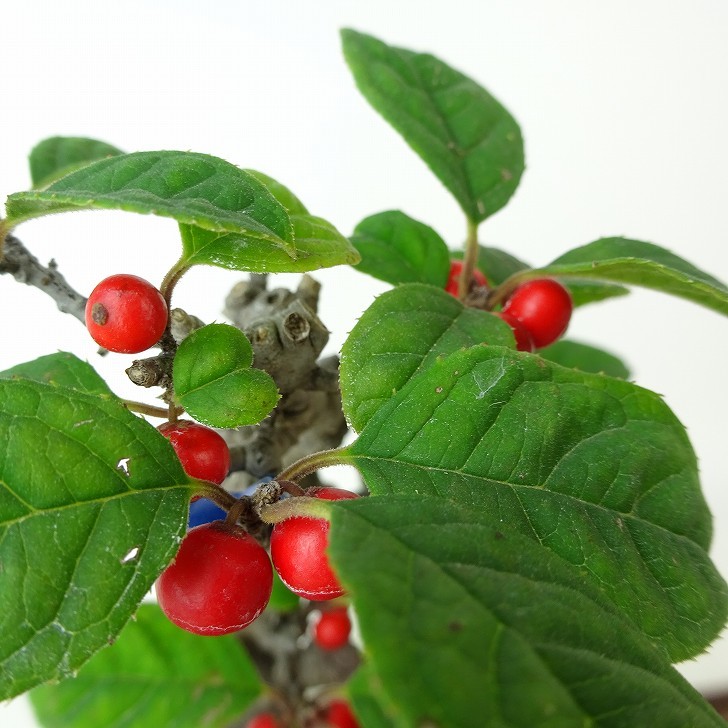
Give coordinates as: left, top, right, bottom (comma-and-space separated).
1, 1, 727, 723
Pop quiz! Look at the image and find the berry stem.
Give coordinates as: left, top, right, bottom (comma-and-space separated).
276, 446, 352, 483
458, 218, 480, 300
259, 495, 332, 525
123, 399, 183, 419
160, 258, 192, 310
195, 480, 238, 510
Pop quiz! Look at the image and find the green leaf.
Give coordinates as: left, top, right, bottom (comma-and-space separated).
340, 283, 515, 432
343, 345, 728, 661
0, 378, 192, 700
6, 151, 294, 253
29, 136, 124, 189
245, 169, 309, 215
350, 210, 450, 286
539, 340, 631, 379
348, 663, 408, 728
341, 29, 524, 223
474, 245, 529, 286
329, 496, 726, 728
173, 323, 279, 428
533, 237, 728, 315
30, 604, 262, 728
177, 172, 360, 273
453, 245, 629, 306
0, 352, 113, 395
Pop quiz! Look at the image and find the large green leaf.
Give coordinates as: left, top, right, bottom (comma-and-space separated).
531, 238, 728, 315
0, 352, 113, 395
6, 151, 294, 253
0, 376, 192, 700
173, 323, 279, 428
29, 136, 124, 189
348, 663, 407, 728
340, 283, 515, 432
341, 29, 524, 223
177, 171, 360, 273
30, 604, 262, 728
342, 346, 727, 661
538, 340, 631, 379
350, 210, 450, 286
329, 496, 726, 728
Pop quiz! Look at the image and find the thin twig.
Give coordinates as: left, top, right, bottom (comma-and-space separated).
0, 234, 87, 322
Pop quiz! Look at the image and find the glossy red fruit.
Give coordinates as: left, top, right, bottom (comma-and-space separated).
156, 522, 273, 635
494, 312, 535, 353
313, 606, 351, 651
270, 487, 358, 601
445, 259, 488, 297
247, 713, 281, 728
85, 273, 168, 353
323, 700, 360, 728
502, 278, 572, 349
158, 420, 231, 485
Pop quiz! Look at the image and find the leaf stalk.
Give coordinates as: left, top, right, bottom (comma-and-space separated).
458, 219, 480, 300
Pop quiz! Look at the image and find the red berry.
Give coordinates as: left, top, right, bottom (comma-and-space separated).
156, 522, 273, 635
502, 278, 572, 349
85, 274, 167, 353
270, 487, 358, 601
323, 700, 359, 728
445, 259, 488, 297
494, 312, 535, 353
313, 606, 352, 651
247, 713, 281, 728
158, 420, 231, 485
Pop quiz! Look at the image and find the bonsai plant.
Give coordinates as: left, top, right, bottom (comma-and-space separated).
0, 28, 726, 727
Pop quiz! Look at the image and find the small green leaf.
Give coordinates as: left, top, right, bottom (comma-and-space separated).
330, 496, 726, 728
350, 210, 450, 286
30, 604, 262, 728
474, 245, 529, 285
539, 340, 631, 379
245, 169, 309, 215
341, 29, 524, 223
343, 346, 728, 661
6, 151, 294, 253
0, 378, 192, 700
173, 323, 279, 428
178, 172, 360, 273
0, 352, 113, 395
29, 136, 124, 189
533, 237, 728, 315
340, 283, 515, 432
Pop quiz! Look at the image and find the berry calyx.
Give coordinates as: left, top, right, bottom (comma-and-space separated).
323, 700, 360, 728
445, 259, 488, 298
270, 486, 358, 601
85, 273, 168, 353
158, 420, 231, 485
502, 278, 572, 349
156, 522, 273, 635
313, 606, 352, 651
246, 713, 281, 728
494, 312, 535, 352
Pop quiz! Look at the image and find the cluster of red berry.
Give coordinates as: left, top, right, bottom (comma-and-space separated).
446, 260, 573, 351
156, 485, 359, 635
